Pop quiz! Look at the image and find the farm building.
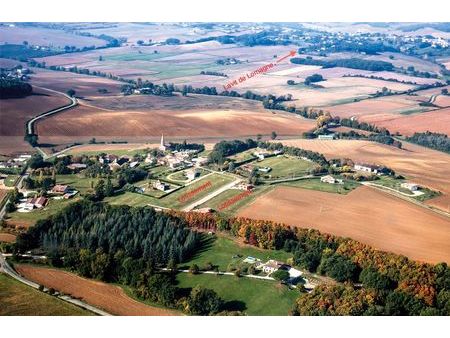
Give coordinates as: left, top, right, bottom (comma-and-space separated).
19, 196, 48, 210
401, 182, 420, 191
258, 167, 272, 173
320, 175, 343, 184
354, 163, 381, 174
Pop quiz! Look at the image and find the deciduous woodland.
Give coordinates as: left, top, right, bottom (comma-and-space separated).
14, 201, 450, 316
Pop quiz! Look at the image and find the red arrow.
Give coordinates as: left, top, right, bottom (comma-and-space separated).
276, 50, 297, 63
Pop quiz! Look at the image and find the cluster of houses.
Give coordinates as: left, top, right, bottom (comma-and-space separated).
99, 154, 139, 170
0, 154, 31, 169
16, 184, 78, 213
1, 67, 31, 81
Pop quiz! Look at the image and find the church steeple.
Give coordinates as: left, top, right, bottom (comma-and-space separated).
159, 134, 166, 151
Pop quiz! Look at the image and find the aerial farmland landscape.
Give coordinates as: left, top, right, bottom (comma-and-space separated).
1, 19, 450, 322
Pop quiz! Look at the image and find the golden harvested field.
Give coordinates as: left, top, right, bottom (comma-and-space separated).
238, 186, 450, 264
373, 107, 450, 136
16, 265, 178, 316
277, 139, 450, 212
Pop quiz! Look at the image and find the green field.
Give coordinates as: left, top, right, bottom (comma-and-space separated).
67, 147, 149, 157
105, 51, 175, 62
0, 273, 92, 316
7, 198, 80, 226
282, 177, 360, 194
175, 273, 299, 315
254, 156, 315, 180
183, 235, 292, 272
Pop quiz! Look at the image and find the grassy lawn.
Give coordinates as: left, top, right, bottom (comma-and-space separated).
55, 174, 102, 194
282, 177, 360, 194
3, 175, 18, 187
254, 156, 315, 180
183, 235, 292, 272
175, 273, 299, 315
0, 273, 92, 316
7, 198, 80, 226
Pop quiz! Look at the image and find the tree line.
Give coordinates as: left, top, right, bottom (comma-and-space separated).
405, 131, 450, 154
290, 57, 395, 71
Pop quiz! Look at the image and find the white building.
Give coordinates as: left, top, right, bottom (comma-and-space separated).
354, 163, 381, 174
318, 134, 336, 140
320, 175, 343, 184
153, 180, 170, 191
401, 182, 420, 191
186, 169, 200, 181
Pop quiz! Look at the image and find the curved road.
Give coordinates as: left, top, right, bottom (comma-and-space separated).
26, 87, 78, 136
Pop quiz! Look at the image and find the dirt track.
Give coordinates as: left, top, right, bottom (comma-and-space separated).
238, 186, 450, 264
15, 265, 179, 316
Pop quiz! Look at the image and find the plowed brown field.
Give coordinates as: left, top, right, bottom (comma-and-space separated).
0, 233, 16, 242
238, 186, 450, 264
15, 265, 178, 316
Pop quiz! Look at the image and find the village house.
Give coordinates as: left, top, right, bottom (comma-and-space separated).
99, 154, 118, 164
354, 163, 381, 174
51, 184, 70, 194
18, 196, 48, 211
186, 168, 200, 181
153, 180, 170, 191
259, 260, 286, 275
320, 175, 343, 184
144, 154, 157, 165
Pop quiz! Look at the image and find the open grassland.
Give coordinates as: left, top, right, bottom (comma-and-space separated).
0, 273, 92, 316
15, 265, 177, 316
176, 273, 298, 316
277, 139, 450, 213
238, 186, 450, 264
